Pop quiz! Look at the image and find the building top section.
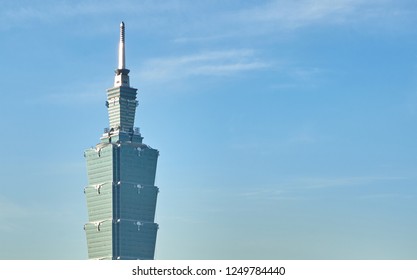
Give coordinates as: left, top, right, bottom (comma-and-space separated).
104, 22, 140, 141
114, 21, 130, 87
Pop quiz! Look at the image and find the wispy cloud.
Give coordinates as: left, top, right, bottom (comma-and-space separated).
235, 0, 355, 28
137, 49, 270, 83
2, 0, 413, 34
240, 189, 284, 198
232, 0, 409, 30
0, 196, 29, 232
9, 1, 399, 49
359, 193, 414, 200
294, 176, 406, 190
0, 0, 180, 28
24, 79, 107, 106
237, 175, 407, 201
286, 124, 321, 144
0, 1, 112, 25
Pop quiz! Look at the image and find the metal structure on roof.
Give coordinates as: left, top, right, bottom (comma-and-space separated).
83, 22, 159, 260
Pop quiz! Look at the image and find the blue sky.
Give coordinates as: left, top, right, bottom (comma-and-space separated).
1, 0, 417, 259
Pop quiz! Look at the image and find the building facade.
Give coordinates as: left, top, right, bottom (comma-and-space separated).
83, 22, 159, 260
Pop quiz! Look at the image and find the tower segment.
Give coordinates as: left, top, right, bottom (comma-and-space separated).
83, 22, 159, 260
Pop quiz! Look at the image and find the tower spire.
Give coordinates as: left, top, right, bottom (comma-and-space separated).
118, 21, 125, 70
114, 21, 130, 87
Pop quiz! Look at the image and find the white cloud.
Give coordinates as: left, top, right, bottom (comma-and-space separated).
42, 89, 102, 105
294, 176, 406, 189
0, 197, 30, 232
2, 0, 412, 39
359, 193, 413, 200
237, 175, 407, 201
286, 124, 321, 144
137, 49, 270, 83
233, 0, 406, 30
236, 0, 354, 26
0, 0, 180, 28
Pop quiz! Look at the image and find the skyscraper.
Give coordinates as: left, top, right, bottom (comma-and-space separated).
83, 22, 159, 260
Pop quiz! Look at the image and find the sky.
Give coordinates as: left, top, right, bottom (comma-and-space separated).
0, 0, 417, 259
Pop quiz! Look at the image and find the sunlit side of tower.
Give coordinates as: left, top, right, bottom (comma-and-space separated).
83, 22, 159, 260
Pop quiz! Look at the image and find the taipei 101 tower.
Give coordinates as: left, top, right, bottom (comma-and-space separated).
83, 22, 159, 260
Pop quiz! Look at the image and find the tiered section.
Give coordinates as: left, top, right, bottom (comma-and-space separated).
84, 144, 114, 259
84, 140, 159, 260
106, 86, 138, 133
